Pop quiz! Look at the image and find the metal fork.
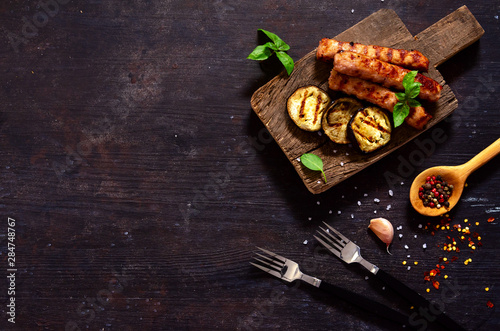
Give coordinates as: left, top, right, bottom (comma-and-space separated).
314, 222, 465, 331
251, 247, 412, 328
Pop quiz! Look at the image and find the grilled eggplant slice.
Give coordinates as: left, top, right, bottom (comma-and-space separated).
287, 85, 331, 131
348, 106, 392, 153
322, 97, 363, 144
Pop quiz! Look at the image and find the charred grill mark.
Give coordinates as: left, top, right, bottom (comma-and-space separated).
415, 74, 442, 92
327, 122, 344, 128
299, 94, 307, 118
387, 48, 393, 62
313, 94, 323, 124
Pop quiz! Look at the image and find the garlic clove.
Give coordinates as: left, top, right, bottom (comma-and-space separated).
368, 217, 394, 255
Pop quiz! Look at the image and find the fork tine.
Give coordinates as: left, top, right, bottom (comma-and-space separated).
250, 262, 283, 279
256, 247, 287, 263
322, 222, 351, 243
253, 254, 283, 270
318, 226, 345, 250
315, 230, 344, 252
313, 234, 342, 258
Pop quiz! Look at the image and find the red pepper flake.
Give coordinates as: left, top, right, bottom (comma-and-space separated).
488, 217, 495, 223
451, 256, 458, 262
487, 300, 494, 308
432, 281, 440, 290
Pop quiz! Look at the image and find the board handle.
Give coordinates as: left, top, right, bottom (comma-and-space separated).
414, 5, 485, 68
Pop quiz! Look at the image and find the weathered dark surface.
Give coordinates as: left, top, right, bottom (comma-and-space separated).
0, 1, 498, 330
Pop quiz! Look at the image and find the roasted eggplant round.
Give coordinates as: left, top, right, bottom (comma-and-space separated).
287, 85, 331, 131
347, 106, 392, 153
322, 97, 363, 144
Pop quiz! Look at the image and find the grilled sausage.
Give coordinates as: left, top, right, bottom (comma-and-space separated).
333, 51, 442, 102
317, 38, 430, 72
328, 69, 432, 130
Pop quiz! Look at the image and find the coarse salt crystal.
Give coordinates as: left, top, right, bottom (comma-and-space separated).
401, 182, 404, 185
340, 162, 344, 166
338, 210, 341, 215
364, 193, 368, 197
374, 210, 377, 214
365, 276, 369, 280
308, 217, 312, 221
357, 201, 361, 206
374, 198, 380, 203
407, 255, 411, 258
303, 240, 308, 245
351, 214, 354, 219
404, 245, 409, 250
399, 234, 403, 239
414, 235, 418, 238
386, 204, 391, 210
317, 201, 320, 205
329, 210, 332, 214
407, 266, 411, 271
423, 243, 427, 249
388, 190, 394, 197
418, 224, 423, 229
351, 9, 355, 13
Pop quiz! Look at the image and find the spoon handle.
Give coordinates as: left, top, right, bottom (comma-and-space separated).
461, 138, 500, 175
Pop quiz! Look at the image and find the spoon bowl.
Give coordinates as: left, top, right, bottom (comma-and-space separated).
410, 138, 500, 217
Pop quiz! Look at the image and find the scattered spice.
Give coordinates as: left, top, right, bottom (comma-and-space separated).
487, 300, 494, 308
418, 175, 453, 209
422, 214, 490, 293
488, 217, 495, 223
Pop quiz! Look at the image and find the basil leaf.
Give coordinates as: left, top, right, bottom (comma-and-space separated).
408, 98, 422, 108
395, 92, 407, 101
247, 44, 273, 60
276, 51, 294, 76
393, 103, 409, 128
300, 153, 327, 183
407, 84, 421, 99
402, 70, 418, 87
258, 29, 290, 51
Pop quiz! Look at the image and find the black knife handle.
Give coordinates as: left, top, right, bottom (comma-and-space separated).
318, 280, 415, 329
375, 269, 465, 331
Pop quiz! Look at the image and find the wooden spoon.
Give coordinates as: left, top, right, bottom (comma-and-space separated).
410, 138, 500, 217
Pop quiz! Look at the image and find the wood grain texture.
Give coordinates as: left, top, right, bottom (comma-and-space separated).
251, 6, 484, 194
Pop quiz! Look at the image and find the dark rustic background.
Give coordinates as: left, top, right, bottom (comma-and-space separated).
0, 1, 499, 330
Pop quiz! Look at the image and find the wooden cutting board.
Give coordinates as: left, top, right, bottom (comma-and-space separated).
250, 6, 484, 194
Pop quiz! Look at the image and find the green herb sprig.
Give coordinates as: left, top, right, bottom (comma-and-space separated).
247, 29, 294, 75
300, 153, 327, 183
393, 71, 422, 127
